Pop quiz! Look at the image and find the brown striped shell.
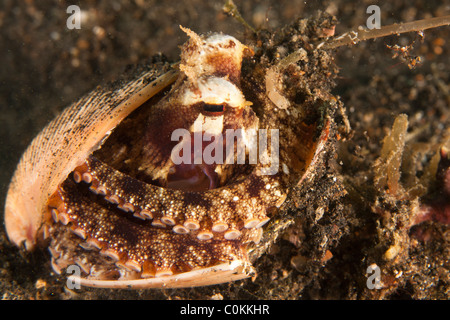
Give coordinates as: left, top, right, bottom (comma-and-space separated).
4, 28, 334, 289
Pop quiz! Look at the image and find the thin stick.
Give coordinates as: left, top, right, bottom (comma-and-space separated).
223, 0, 256, 34
319, 15, 450, 50
267, 15, 450, 109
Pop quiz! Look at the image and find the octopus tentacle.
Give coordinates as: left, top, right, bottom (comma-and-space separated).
48, 178, 256, 278
70, 155, 285, 237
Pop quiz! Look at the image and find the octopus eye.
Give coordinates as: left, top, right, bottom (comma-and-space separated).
202, 103, 224, 114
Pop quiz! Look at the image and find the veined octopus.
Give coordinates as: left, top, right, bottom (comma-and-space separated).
4, 19, 337, 288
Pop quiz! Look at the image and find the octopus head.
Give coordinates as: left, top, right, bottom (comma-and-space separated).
142, 29, 259, 191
